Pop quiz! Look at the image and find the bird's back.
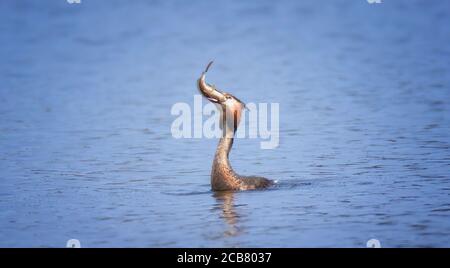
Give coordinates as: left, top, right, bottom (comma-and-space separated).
239, 176, 274, 190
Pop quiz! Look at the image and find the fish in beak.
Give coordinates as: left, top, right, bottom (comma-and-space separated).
197, 61, 226, 104
197, 61, 247, 133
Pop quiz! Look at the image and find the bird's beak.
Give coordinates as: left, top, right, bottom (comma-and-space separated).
197, 61, 226, 103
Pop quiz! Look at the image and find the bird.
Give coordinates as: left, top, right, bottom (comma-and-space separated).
197, 61, 275, 191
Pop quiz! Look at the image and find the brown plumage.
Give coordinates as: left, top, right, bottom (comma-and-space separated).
197, 61, 274, 191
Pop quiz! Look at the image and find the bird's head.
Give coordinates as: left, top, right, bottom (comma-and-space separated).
197, 61, 245, 135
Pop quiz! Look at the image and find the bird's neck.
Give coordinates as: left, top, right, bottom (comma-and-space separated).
210, 120, 243, 191
212, 132, 241, 185
215, 136, 234, 164
215, 125, 236, 163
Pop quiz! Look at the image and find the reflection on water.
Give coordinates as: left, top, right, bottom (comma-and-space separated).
213, 191, 241, 238
0, 0, 449, 247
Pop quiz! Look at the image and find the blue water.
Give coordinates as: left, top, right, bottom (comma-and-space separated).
0, 0, 449, 247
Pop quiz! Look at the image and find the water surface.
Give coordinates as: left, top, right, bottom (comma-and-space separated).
0, 0, 449, 247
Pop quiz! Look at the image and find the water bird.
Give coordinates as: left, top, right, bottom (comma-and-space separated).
197, 61, 275, 191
